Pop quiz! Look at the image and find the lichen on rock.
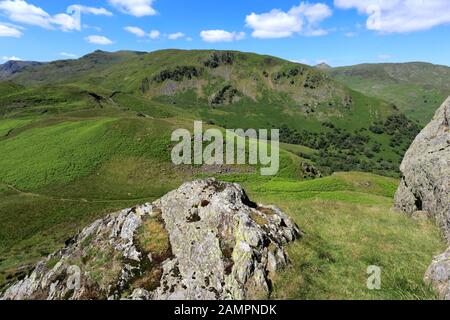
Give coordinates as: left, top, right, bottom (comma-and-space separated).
0, 179, 300, 300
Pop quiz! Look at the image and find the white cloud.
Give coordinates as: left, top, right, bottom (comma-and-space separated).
378, 54, 393, 60
246, 10, 301, 39
0, 22, 22, 37
149, 29, 160, 39
245, 2, 332, 39
1, 55, 21, 61
68, 5, 113, 17
85, 35, 113, 45
60, 52, 78, 58
125, 26, 161, 39
200, 30, 245, 43
298, 2, 332, 37
168, 32, 185, 40
0, 0, 55, 29
0, 1, 112, 33
0, 0, 80, 31
50, 12, 81, 32
334, 0, 450, 33
290, 2, 332, 24
109, 0, 156, 17
124, 26, 146, 37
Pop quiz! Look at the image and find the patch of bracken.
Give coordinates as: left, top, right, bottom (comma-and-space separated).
303, 72, 324, 89
204, 52, 235, 68
272, 68, 304, 82
211, 85, 239, 105
141, 77, 150, 93
152, 66, 200, 83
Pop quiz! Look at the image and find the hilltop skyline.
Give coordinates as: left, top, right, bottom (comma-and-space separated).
1, 0, 450, 66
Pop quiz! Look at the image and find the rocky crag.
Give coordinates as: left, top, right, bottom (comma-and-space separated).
0, 60, 43, 80
394, 97, 450, 299
0, 179, 300, 300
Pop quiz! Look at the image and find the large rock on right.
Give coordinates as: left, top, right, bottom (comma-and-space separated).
394, 96, 450, 299
394, 97, 450, 241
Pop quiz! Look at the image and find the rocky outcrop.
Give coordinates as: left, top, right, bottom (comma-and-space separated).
394, 97, 450, 242
0, 60, 43, 80
210, 85, 240, 105
0, 179, 300, 300
394, 97, 450, 300
424, 247, 450, 300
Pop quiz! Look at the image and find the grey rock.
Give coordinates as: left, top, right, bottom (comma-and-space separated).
0, 179, 300, 300
424, 247, 450, 300
394, 97, 450, 300
0, 60, 44, 80
394, 97, 450, 242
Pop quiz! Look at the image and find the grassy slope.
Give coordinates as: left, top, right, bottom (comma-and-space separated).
5, 49, 416, 177
328, 62, 450, 124
245, 173, 446, 300
0, 113, 175, 286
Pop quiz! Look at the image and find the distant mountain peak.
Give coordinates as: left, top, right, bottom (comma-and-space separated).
0, 60, 44, 80
315, 62, 332, 70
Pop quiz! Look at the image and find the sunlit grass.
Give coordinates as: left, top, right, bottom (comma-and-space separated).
252, 195, 444, 300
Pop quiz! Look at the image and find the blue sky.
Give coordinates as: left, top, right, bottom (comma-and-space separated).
1, 0, 450, 66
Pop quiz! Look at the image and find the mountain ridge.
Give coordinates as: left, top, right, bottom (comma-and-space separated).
0, 49, 422, 177
328, 61, 450, 123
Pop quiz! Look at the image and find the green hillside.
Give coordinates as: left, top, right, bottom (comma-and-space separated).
328, 62, 450, 124
4, 50, 422, 176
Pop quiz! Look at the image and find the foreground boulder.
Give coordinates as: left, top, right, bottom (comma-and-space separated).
0, 179, 300, 300
394, 97, 450, 299
424, 247, 450, 300
394, 97, 449, 241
